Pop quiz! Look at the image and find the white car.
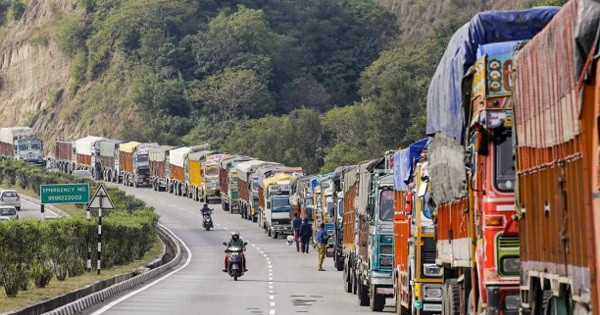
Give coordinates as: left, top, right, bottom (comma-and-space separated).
72, 170, 93, 179
0, 206, 18, 221
0, 190, 21, 211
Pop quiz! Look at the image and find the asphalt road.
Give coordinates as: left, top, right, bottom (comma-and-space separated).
88, 183, 395, 315
16, 197, 59, 220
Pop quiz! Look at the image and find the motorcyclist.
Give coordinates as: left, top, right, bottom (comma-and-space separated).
200, 203, 212, 216
223, 231, 247, 272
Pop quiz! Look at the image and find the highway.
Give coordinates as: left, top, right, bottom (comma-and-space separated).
16, 197, 59, 220
87, 184, 395, 314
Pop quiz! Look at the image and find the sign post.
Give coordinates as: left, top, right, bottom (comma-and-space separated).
87, 184, 115, 275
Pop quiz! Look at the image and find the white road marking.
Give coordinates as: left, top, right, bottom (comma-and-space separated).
91, 224, 192, 314
270, 302, 275, 307
270, 310, 275, 315
269, 295, 274, 300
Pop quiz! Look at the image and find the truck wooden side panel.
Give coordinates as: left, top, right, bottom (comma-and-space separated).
189, 160, 202, 187
258, 186, 265, 209
342, 183, 357, 249
435, 198, 469, 266
238, 178, 249, 202
513, 0, 592, 300
150, 160, 166, 178
170, 164, 184, 183
393, 190, 411, 308
77, 154, 92, 167
56, 141, 73, 161
0, 143, 13, 157
358, 214, 369, 261
119, 151, 133, 174
220, 168, 228, 194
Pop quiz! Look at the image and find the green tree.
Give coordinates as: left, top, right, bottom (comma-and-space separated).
56, 13, 90, 59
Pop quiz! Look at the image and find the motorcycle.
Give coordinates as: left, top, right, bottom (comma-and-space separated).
202, 210, 214, 231
223, 242, 247, 281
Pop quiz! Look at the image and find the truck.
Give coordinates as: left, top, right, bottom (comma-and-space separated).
0, 127, 44, 166
55, 140, 75, 173
289, 176, 311, 220
344, 156, 395, 312
219, 155, 254, 213
256, 166, 304, 233
392, 138, 442, 314
332, 165, 355, 271
74, 136, 105, 173
149, 145, 176, 191
119, 142, 158, 187
513, 1, 600, 312
169, 147, 190, 195
425, 7, 558, 314
201, 153, 227, 203
185, 148, 216, 202
262, 173, 295, 239
96, 139, 122, 182
316, 173, 336, 256
236, 160, 281, 222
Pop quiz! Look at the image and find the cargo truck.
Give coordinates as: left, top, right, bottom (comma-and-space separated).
96, 139, 122, 182
425, 8, 557, 314
317, 173, 336, 257
219, 156, 253, 213
289, 176, 311, 219
0, 127, 43, 166
119, 142, 158, 187
201, 153, 227, 203
169, 147, 190, 195
74, 136, 105, 173
257, 166, 304, 233
513, 1, 600, 312
332, 165, 355, 271
392, 138, 441, 315
185, 148, 216, 201
344, 157, 395, 312
236, 160, 281, 222
262, 173, 295, 239
55, 140, 75, 173
149, 145, 176, 191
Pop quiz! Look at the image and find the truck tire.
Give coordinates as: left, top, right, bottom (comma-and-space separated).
335, 252, 344, 271
358, 281, 369, 306
442, 279, 460, 315
272, 231, 278, 239
343, 263, 352, 293
369, 285, 386, 312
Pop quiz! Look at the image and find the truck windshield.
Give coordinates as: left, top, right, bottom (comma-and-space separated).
379, 190, 394, 221
272, 197, 289, 209
30, 141, 41, 150
337, 200, 344, 217
18, 142, 28, 151
205, 166, 218, 176
136, 155, 149, 163
494, 131, 515, 192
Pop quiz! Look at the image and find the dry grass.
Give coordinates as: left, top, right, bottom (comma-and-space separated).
0, 181, 85, 217
0, 235, 164, 312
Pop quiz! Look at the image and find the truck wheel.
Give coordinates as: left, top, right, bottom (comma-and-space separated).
343, 263, 352, 293
369, 285, 386, 311
335, 253, 344, 271
272, 232, 278, 239
443, 279, 460, 315
358, 281, 369, 306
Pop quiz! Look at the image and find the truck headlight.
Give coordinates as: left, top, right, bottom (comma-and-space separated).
423, 263, 443, 277
422, 284, 442, 301
379, 256, 393, 267
501, 256, 520, 275
504, 294, 520, 310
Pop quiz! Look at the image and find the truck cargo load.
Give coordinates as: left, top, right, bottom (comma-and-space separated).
74, 136, 105, 169
149, 145, 176, 191
97, 139, 122, 182
0, 127, 43, 165
513, 0, 600, 312
219, 155, 254, 213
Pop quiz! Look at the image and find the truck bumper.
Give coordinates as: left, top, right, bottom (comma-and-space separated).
271, 225, 291, 235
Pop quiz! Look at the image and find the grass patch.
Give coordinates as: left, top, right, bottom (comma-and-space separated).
0, 180, 85, 217
0, 234, 164, 312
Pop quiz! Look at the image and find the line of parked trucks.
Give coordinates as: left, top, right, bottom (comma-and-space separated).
6, 1, 600, 314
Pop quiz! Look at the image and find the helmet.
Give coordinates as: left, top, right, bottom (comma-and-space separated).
203, 203, 209, 208
231, 231, 240, 240
286, 235, 294, 246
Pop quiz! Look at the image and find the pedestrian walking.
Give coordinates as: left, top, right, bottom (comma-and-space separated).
299, 217, 312, 254
292, 213, 302, 252
316, 223, 330, 271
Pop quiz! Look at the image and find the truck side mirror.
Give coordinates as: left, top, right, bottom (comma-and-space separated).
267, 201, 271, 208
405, 192, 413, 214
222, 242, 227, 246
367, 203, 375, 218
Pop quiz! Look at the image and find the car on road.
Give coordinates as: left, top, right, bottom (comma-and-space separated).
0, 206, 18, 221
72, 169, 93, 180
0, 190, 21, 211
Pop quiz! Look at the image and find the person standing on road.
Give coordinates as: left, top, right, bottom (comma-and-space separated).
299, 217, 312, 254
316, 223, 330, 271
292, 212, 302, 252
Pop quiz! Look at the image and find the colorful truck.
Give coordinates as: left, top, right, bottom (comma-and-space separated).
184, 148, 216, 202
332, 165, 355, 271
316, 173, 336, 257
96, 139, 122, 182
55, 140, 75, 173
201, 153, 227, 203
392, 138, 441, 314
237, 161, 281, 222
425, 7, 557, 314
513, 1, 600, 312
169, 147, 190, 195
262, 173, 295, 239
149, 145, 176, 191
119, 141, 158, 187
0, 127, 44, 166
219, 155, 253, 213
343, 157, 395, 312
289, 176, 311, 220
74, 136, 105, 174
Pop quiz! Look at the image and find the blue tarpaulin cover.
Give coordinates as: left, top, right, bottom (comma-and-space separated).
426, 7, 559, 142
393, 138, 430, 191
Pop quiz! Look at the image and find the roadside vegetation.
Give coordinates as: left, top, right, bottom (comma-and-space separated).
0, 161, 159, 303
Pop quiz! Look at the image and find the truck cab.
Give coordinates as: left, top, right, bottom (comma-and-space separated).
14, 138, 43, 165
132, 143, 157, 187
202, 160, 221, 202
264, 177, 293, 239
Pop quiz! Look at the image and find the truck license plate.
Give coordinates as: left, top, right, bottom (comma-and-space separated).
423, 304, 442, 312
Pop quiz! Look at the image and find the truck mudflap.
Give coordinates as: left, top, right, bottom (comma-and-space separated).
376, 287, 394, 295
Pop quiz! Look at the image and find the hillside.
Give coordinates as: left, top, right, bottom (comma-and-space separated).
0, 0, 559, 173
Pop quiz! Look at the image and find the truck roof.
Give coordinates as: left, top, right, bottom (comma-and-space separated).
136, 143, 159, 155
219, 155, 254, 169
149, 145, 176, 162
0, 127, 36, 144
188, 150, 216, 161
393, 137, 429, 192
119, 141, 141, 154
75, 136, 106, 155
169, 147, 191, 167
263, 173, 295, 188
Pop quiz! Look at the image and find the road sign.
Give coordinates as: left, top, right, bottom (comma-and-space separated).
88, 184, 115, 209
40, 183, 90, 204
